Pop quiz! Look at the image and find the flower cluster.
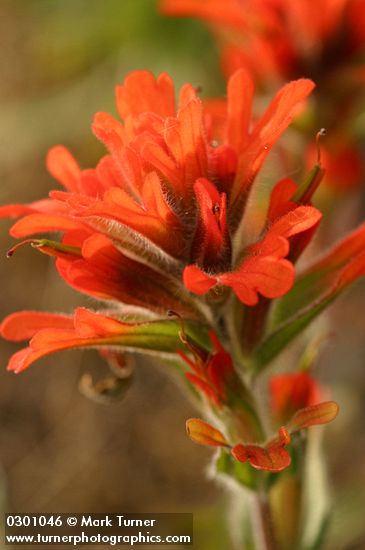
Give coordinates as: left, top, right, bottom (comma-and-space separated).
2, 67, 365, 474
0, 69, 316, 366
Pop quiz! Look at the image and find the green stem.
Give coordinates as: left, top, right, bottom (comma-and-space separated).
225, 396, 265, 443
225, 295, 249, 367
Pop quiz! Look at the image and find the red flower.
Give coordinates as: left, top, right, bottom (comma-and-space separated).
183, 193, 321, 305
178, 331, 237, 406
0, 69, 315, 371
161, 0, 365, 85
270, 371, 322, 425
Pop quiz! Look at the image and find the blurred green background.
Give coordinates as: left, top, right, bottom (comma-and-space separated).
1, 1, 365, 549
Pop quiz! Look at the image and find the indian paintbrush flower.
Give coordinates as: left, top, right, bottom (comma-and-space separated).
2, 68, 365, 480
0, 68, 317, 372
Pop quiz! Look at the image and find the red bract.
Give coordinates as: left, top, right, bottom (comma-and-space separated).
187, 399, 338, 473
231, 427, 292, 473
0, 307, 210, 373
1, 308, 137, 374
0, 69, 316, 371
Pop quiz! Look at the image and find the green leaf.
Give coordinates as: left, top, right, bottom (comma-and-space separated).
253, 222, 365, 370
252, 291, 335, 369
114, 318, 212, 355
216, 448, 259, 490
4, 308, 213, 373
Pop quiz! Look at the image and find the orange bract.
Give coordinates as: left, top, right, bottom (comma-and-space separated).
186, 418, 229, 447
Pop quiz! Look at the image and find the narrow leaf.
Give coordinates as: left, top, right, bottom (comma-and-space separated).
3, 308, 212, 373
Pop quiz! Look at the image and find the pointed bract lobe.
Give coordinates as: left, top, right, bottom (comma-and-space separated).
46, 146, 81, 192
183, 265, 217, 295
0, 311, 74, 342
288, 401, 339, 431
226, 68, 254, 153
267, 178, 298, 223
219, 257, 295, 305
116, 71, 176, 120
230, 78, 315, 207
9, 214, 83, 238
186, 418, 229, 447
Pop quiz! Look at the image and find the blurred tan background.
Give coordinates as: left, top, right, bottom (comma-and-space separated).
1, 1, 365, 549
